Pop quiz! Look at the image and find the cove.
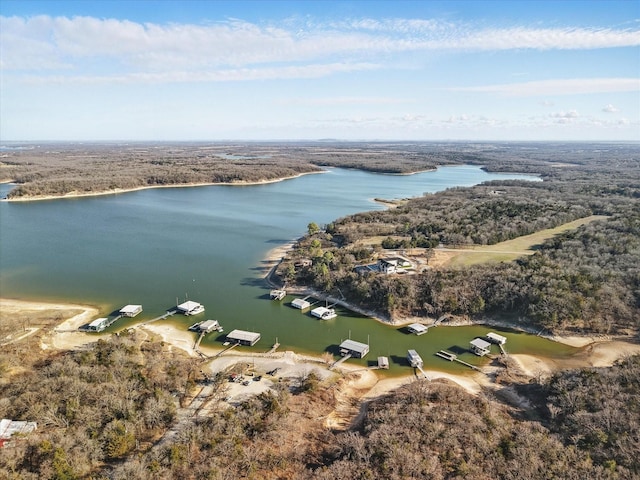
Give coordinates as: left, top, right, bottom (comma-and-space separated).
1, 166, 573, 373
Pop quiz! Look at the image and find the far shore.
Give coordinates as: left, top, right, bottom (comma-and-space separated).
0, 170, 326, 202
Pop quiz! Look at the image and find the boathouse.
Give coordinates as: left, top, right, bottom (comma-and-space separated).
407, 323, 429, 335
291, 298, 311, 310
226, 329, 261, 346
196, 320, 223, 333
86, 318, 110, 332
407, 349, 423, 367
177, 301, 204, 316
270, 289, 286, 300
311, 306, 337, 320
377, 356, 389, 369
485, 332, 507, 345
470, 338, 491, 356
339, 339, 369, 358
119, 305, 142, 317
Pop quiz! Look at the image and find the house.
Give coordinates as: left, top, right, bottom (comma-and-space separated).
407, 323, 429, 335
226, 329, 261, 346
339, 339, 369, 358
295, 258, 312, 268
378, 258, 399, 274
85, 317, 110, 332
119, 304, 142, 317
470, 338, 492, 356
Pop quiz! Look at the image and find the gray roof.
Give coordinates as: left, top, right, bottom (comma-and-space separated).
227, 329, 260, 343
470, 338, 491, 350
339, 339, 369, 353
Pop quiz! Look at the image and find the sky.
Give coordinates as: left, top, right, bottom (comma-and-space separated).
1, 0, 639, 141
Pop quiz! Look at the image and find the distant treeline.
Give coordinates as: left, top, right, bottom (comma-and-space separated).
4, 141, 637, 199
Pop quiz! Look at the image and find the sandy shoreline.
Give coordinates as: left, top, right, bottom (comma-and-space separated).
3, 283, 640, 402
1, 170, 325, 202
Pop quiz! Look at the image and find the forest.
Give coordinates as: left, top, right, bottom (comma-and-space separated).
1, 329, 638, 479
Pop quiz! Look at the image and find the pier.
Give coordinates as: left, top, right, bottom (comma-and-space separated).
329, 353, 352, 370
267, 339, 280, 354
140, 309, 177, 326
435, 350, 482, 371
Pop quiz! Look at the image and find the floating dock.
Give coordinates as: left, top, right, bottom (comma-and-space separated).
291, 297, 311, 310
435, 350, 482, 371
407, 323, 429, 335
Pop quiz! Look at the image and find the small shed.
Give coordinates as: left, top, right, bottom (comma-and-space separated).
86, 318, 110, 332
119, 304, 142, 317
470, 338, 491, 356
485, 332, 507, 345
377, 356, 389, 369
407, 323, 429, 335
291, 298, 311, 310
226, 329, 261, 346
339, 339, 369, 358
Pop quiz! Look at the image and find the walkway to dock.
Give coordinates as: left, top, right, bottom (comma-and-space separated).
139, 309, 177, 326
416, 365, 431, 380
498, 344, 508, 356
435, 350, 482, 372
214, 342, 240, 358
329, 353, 352, 370
267, 342, 280, 354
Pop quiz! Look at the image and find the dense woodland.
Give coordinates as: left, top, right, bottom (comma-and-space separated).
1, 331, 639, 479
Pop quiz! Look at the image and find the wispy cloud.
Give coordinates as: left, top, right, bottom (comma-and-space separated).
451, 78, 640, 96
2, 14, 639, 84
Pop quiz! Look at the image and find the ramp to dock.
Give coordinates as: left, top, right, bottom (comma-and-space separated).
416, 365, 431, 380
329, 353, 352, 370
498, 344, 508, 356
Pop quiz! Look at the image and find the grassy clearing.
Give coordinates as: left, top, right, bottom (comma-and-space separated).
447, 215, 609, 267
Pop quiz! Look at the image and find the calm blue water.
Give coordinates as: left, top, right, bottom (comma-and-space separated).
1, 166, 561, 371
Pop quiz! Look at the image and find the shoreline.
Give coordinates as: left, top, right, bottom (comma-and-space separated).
3, 296, 640, 402
1, 170, 326, 202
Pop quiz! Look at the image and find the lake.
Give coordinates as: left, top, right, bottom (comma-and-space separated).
0, 166, 575, 373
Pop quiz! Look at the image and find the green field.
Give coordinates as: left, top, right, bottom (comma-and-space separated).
447, 215, 609, 267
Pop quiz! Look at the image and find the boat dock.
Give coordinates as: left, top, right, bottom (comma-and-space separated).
435, 350, 482, 371
270, 289, 286, 301
267, 339, 280, 354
